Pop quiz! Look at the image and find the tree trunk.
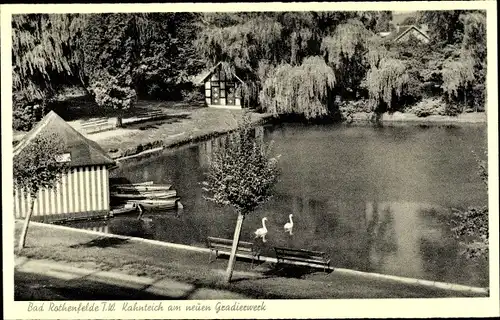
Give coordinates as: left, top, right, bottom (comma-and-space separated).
116, 115, 123, 128
225, 212, 245, 283
18, 198, 35, 251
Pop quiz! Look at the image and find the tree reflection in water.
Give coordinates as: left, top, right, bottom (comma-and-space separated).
365, 202, 398, 272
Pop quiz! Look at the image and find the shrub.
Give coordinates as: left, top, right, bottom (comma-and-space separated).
338, 99, 371, 122
440, 103, 462, 116
409, 97, 445, 117
13, 97, 47, 131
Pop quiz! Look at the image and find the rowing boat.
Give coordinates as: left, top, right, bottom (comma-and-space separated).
110, 190, 177, 200
127, 198, 180, 210
112, 185, 172, 192
109, 203, 138, 216
111, 181, 154, 187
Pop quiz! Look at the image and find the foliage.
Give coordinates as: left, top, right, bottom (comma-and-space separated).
13, 134, 67, 198
202, 113, 280, 215
416, 10, 467, 45
12, 11, 487, 124
321, 19, 373, 96
451, 206, 488, 260
12, 14, 86, 130
337, 99, 371, 122
134, 13, 204, 100
260, 56, 336, 119
408, 97, 445, 117
401, 16, 417, 26
450, 150, 488, 260
80, 14, 142, 111
442, 54, 475, 102
195, 12, 390, 118
365, 58, 411, 112
14, 133, 68, 250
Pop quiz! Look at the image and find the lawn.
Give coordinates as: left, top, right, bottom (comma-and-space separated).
13, 222, 486, 299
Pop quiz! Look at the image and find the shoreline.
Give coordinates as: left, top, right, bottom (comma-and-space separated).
13, 108, 487, 162
112, 111, 487, 162
348, 111, 487, 124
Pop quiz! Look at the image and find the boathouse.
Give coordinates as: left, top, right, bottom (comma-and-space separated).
13, 111, 115, 222
198, 62, 245, 109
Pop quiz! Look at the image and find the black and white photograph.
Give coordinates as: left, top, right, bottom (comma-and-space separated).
1, 2, 498, 319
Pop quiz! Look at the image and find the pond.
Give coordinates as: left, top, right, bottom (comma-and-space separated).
73, 122, 489, 287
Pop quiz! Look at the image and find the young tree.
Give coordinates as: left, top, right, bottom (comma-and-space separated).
202, 113, 280, 282
14, 134, 67, 250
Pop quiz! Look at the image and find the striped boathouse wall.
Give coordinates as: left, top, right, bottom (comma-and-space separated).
14, 165, 110, 222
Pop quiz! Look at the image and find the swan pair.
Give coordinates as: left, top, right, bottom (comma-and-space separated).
254, 214, 294, 243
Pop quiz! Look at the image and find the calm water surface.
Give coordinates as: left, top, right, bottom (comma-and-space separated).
74, 123, 489, 287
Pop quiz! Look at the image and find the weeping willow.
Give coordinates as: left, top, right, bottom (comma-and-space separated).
366, 36, 389, 69
12, 14, 87, 130
260, 56, 336, 119
365, 58, 410, 109
442, 53, 475, 100
321, 19, 373, 67
320, 19, 374, 94
12, 14, 86, 97
196, 15, 283, 72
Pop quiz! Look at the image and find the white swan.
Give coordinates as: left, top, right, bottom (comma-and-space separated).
284, 214, 293, 235
254, 217, 268, 242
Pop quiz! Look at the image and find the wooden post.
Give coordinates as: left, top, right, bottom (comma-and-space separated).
225, 212, 245, 283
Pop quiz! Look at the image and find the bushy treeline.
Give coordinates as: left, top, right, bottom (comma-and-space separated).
12, 11, 486, 130
195, 11, 486, 120
12, 12, 204, 130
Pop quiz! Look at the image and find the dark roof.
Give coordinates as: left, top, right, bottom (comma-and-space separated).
196, 61, 245, 85
13, 111, 115, 168
384, 25, 429, 42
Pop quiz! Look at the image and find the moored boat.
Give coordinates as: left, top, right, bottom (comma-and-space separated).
110, 190, 177, 200
111, 181, 154, 187
127, 198, 180, 210
109, 202, 138, 217
111, 185, 172, 192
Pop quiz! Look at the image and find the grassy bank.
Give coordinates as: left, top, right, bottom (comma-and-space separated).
14, 222, 485, 299
88, 106, 270, 160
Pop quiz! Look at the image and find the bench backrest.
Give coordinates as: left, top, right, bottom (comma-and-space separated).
207, 236, 253, 249
137, 110, 164, 117
274, 247, 327, 261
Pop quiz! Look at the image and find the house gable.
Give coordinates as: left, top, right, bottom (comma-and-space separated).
200, 62, 245, 109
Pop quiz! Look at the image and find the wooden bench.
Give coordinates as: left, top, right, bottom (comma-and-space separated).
207, 236, 260, 266
81, 118, 113, 134
136, 109, 165, 120
274, 247, 331, 272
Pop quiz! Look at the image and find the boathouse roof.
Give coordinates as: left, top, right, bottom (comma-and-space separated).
13, 111, 115, 167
